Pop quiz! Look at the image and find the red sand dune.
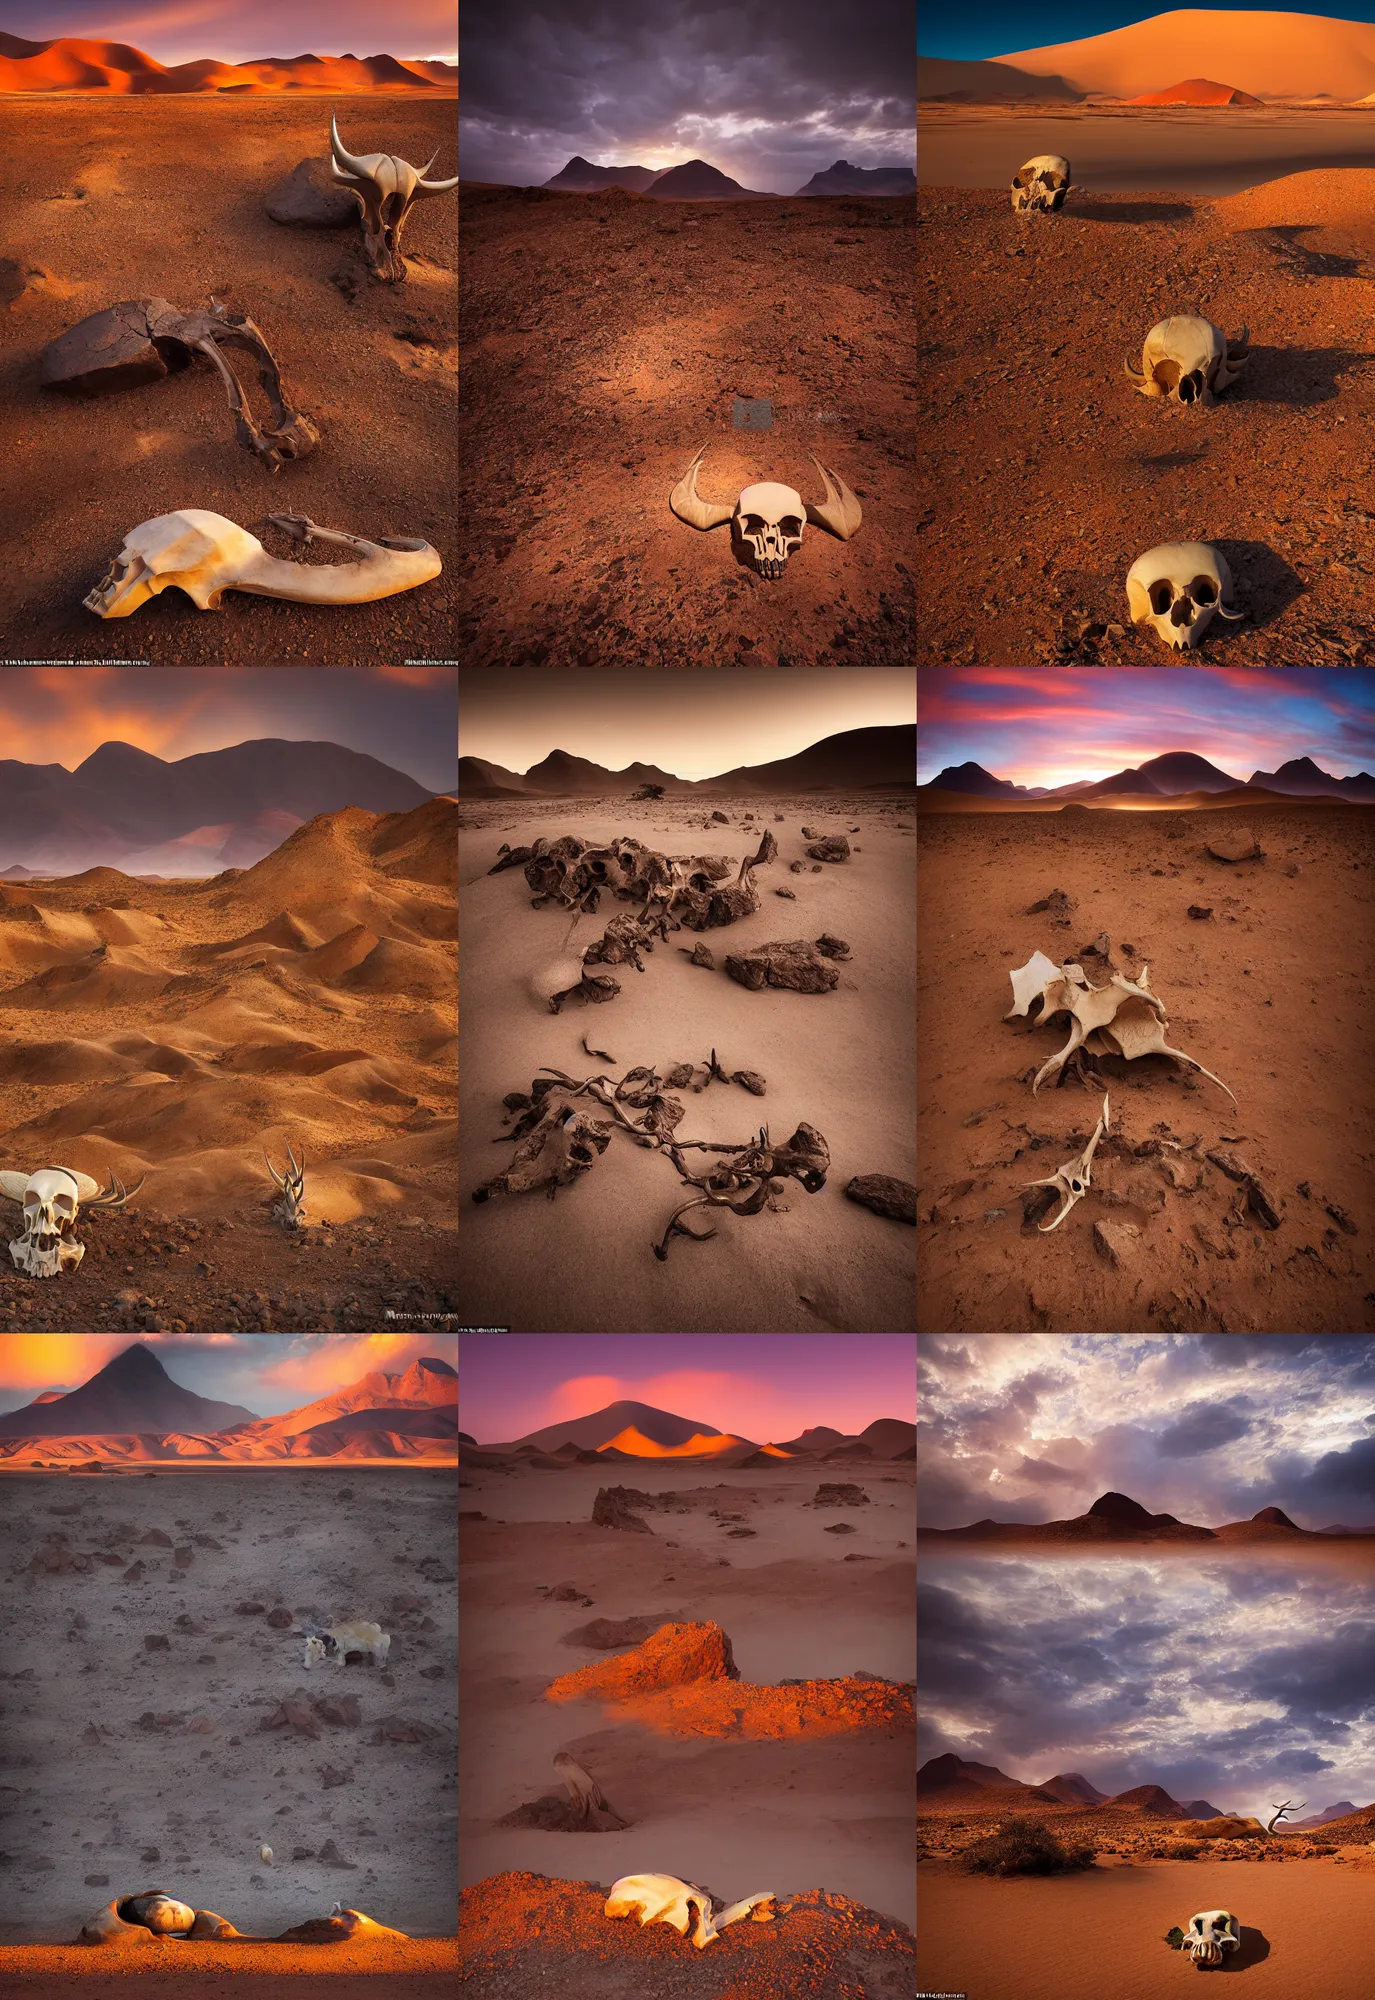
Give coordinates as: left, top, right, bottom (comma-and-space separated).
598, 1424, 754, 1458
0, 33, 456, 93
990, 10, 1375, 100
1127, 76, 1262, 104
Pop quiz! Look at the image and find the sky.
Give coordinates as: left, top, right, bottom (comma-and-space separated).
0, 1333, 457, 1417
0, 667, 457, 795
0, 2, 456, 61
919, 1553, 1375, 1816
460, 0, 914, 192
918, 1335, 1375, 1531
916, 667, 1375, 790
458, 1334, 916, 1444
459, 667, 915, 779
919, 3, 1375, 63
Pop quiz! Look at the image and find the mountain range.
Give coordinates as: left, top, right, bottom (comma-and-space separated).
917, 1755, 1225, 1819
0, 33, 456, 92
0, 1343, 457, 1462
459, 724, 915, 798
919, 1491, 1374, 1542
542, 155, 914, 197
470, 1399, 914, 1466
918, 752, 1375, 803
0, 739, 443, 875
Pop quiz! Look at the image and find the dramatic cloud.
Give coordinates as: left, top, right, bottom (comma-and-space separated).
460, 0, 913, 192
919, 1555, 1375, 1812
0, 2, 456, 62
916, 666, 1375, 790
918, 1336, 1375, 1529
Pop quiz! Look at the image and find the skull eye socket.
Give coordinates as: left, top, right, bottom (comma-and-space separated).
23, 1192, 40, 1211
53, 1194, 76, 1218
1149, 579, 1176, 616
778, 517, 803, 537
741, 515, 765, 534
1188, 575, 1218, 606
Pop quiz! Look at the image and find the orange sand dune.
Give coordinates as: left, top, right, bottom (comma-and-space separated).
1213, 164, 1375, 236
992, 10, 1375, 101
0, 34, 456, 94
600, 1424, 754, 1457
1127, 77, 1262, 104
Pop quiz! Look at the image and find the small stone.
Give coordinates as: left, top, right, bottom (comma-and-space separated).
1326, 1203, 1358, 1236
710, 809, 729, 823
775, 887, 796, 898
685, 943, 715, 969
1207, 825, 1261, 863
1187, 905, 1212, 920
846, 1175, 917, 1224
1094, 1219, 1142, 1266
140, 1847, 160, 1864
789, 860, 806, 873
139, 1529, 173, 1546
235, 1600, 267, 1615
1025, 889, 1073, 918
824, 1523, 857, 1534
983, 1208, 1007, 1223
805, 836, 850, 864
266, 1607, 293, 1628
814, 934, 850, 958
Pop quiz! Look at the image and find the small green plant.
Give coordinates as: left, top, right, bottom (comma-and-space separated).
961, 1817, 1096, 1877
1165, 1926, 1186, 1951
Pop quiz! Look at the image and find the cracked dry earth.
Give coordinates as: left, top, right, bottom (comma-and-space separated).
917, 803, 1374, 1332
458, 185, 917, 665
918, 172, 1375, 663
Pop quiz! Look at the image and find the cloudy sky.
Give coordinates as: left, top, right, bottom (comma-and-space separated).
920, 1553, 1375, 1815
461, 0, 913, 192
0, 667, 456, 795
0, 1334, 456, 1417
0, 2, 456, 61
920, 3, 1375, 63
461, 1333, 916, 1444
919, 1336, 1375, 1531
917, 667, 1375, 791
460, 667, 914, 780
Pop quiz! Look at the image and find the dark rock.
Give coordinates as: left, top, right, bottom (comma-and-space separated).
193, 1534, 223, 1549
710, 809, 729, 822
789, 860, 806, 873
139, 1529, 174, 1546
724, 938, 839, 993
319, 1764, 351, 1788
726, 1527, 757, 1536
548, 1584, 583, 1601
732, 1070, 767, 1095
814, 934, 851, 958
235, 1600, 267, 1615
418, 1664, 445, 1678
84, 1874, 109, 1886
266, 1608, 293, 1628
265, 156, 359, 227
805, 836, 850, 863
1025, 889, 1073, 918
1326, 1203, 1358, 1236
335, 1488, 353, 1501
1247, 1180, 1281, 1230
846, 1175, 917, 1225
317, 1838, 358, 1868
592, 1487, 654, 1533
685, 943, 715, 969
563, 1615, 684, 1648
312, 1694, 362, 1727
1021, 1184, 1059, 1230
814, 1484, 871, 1507
776, 887, 796, 898
143, 1634, 170, 1651
824, 1523, 857, 1534
1187, 905, 1212, 920
140, 1847, 160, 1864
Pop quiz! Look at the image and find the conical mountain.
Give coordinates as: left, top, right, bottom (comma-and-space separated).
646, 158, 767, 198
0, 1343, 257, 1437
489, 1399, 725, 1452
1129, 752, 1240, 794
229, 1354, 457, 1445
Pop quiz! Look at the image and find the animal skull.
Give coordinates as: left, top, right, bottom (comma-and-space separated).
604, 1874, 778, 1950
1022, 1093, 1110, 1232
0, 1166, 144, 1278
265, 1145, 306, 1228
83, 510, 441, 617
329, 116, 459, 282
1011, 154, 1071, 213
1184, 1909, 1240, 1966
1005, 952, 1235, 1103
1125, 542, 1244, 652
1124, 315, 1250, 407
670, 447, 862, 576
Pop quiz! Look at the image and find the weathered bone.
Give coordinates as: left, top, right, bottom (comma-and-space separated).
605, 1874, 778, 1950
1182, 1910, 1240, 1966
329, 116, 458, 283
264, 1145, 307, 1228
669, 446, 861, 576
1007, 951, 1235, 1103
1022, 1094, 1110, 1232
0, 1165, 143, 1278
83, 510, 441, 617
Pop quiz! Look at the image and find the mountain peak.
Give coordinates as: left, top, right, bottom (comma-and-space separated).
1087, 1491, 1155, 1525
1251, 1505, 1299, 1528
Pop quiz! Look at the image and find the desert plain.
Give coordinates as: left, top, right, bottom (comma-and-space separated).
458, 794, 916, 1331
0, 96, 456, 665
457, 184, 916, 666
916, 797, 1374, 1330
459, 1451, 915, 1997
0, 796, 458, 1332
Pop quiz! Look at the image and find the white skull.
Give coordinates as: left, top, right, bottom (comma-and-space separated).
1011, 154, 1070, 213
1126, 542, 1245, 651
1124, 316, 1250, 407
83, 511, 265, 618
1, 1164, 142, 1278
329, 116, 459, 282
1184, 1909, 1240, 1966
604, 1874, 777, 1950
734, 482, 805, 579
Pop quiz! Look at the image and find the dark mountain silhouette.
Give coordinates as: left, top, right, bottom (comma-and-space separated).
1077, 768, 1164, 797
919, 1753, 1024, 1792
460, 725, 914, 797
484, 1399, 727, 1453
795, 159, 916, 196
777, 1425, 849, 1450
458, 1431, 477, 1445
1248, 756, 1375, 800
0, 1343, 257, 1437
1288, 1801, 1358, 1829
0, 739, 437, 875
1104, 1784, 1187, 1816
918, 749, 1370, 805
1127, 752, 1240, 793
918, 761, 1038, 798
1178, 1800, 1226, 1819
646, 158, 770, 199
922, 1492, 1374, 1543
1038, 1773, 1108, 1806
543, 155, 660, 192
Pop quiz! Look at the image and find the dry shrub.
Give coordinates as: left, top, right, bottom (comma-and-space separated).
962, 1817, 1096, 1876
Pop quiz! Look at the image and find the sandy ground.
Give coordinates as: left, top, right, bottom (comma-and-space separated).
916, 168, 1375, 663
459, 1461, 915, 1928
0, 1941, 455, 1999
457, 185, 916, 666
916, 801, 1375, 1332
0, 98, 456, 666
917, 1856, 1375, 2000
918, 105, 1375, 195
0, 801, 457, 1332
458, 796, 916, 1331
0, 1467, 456, 1944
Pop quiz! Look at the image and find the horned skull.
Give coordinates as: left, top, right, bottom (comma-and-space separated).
1184, 1909, 1240, 1966
84, 510, 441, 617
1126, 542, 1244, 652
329, 116, 459, 282
1011, 154, 1071, 213
604, 1874, 778, 1950
670, 447, 862, 576
0, 1166, 144, 1279
265, 1146, 306, 1228
1124, 315, 1250, 407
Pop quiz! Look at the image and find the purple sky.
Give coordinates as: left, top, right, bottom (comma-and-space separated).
460, 1334, 915, 1444
0, 3, 456, 62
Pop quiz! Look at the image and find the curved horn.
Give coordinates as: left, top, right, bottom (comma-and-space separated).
0, 1170, 30, 1206
329, 114, 373, 184
669, 445, 734, 531
82, 1171, 145, 1211
804, 455, 862, 541
287, 1144, 304, 1183
265, 1152, 288, 1189
416, 168, 461, 196
1123, 356, 1146, 380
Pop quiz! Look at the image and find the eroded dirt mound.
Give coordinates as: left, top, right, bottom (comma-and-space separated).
606, 1673, 915, 1739
545, 1620, 738, 1699
457, 1872, 916, 2000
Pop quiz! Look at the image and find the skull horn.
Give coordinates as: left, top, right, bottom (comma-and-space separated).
804, 455, 863, 541
669, 445, 735, 530
416, 166, 461, 196
329, 115, 373, 185
81, 1171, 145, 1211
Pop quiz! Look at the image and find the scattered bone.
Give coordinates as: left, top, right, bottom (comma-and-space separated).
1126, 542, 1244, 652
1123, 315, 1249, 406
605, 1874, 779, 1950
1006, 952, 1234, 1103
1022, 1094, 1111, 1232
669, 446, 861, 576
1010, 153, 1070, 213
846, 1175, 917, 1225
329, 116, 459, 283
500, 1753, 631, 1832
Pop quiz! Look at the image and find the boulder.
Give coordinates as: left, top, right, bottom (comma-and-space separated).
1094, 1219, 1142, 1267
805, 836, 850, 863
266, 1608, 293, 1628
824, 1522, 857, 1534
264, 157, 359, 227
138, 1529, 173, 1546
592, 1486, 654, 1533
724, 938, 839, 994
546, 1619, 739, 1700
1207, 825, 1261, 863
813, 1484, 871, 1507
846, 1174, 917, 1224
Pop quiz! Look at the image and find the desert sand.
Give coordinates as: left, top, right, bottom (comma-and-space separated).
984, 10, 1375, 101
458, 796, 916, 1331
916, 801, 1374, 1331
0, 97, 455, 666
459, 1456, 915, 1988
917, 168, 1375, 661
0, 1467, 456, 1944
0, 1938, 456, 2000
0, 798, 457, 1332
457, 184, 916, 666
918, 1856, 1375, 1999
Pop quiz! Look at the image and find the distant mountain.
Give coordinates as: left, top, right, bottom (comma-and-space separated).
486, 1400, 728, 1454
918, 761, 1036, 798
1037, 1772, 1108, 1806
0, 1343, 256, 1437
777, 1426, 849, 1451
921, 1493, 1373, 1543
1248, 756, 1375, 800
794, 160, 916, 196
543, 155, 660, 192
0, 861, 37, 877
916, 747, 1373, 805
1128, 752, 1241, 794
919, 1753, 1025, 1793
646, 159, 771, 199
1103, 1784, 1187, 1817
460, 725, 914, 797
1078, 768, 1164, 798
1178, 1800, 1226, 1820
0, 33, 454, 93
1288, 1801, 1359, 1830
456, 756, 532, 797
1128, 77, 1261, 105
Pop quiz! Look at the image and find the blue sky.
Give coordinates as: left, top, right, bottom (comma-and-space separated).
920, 3, 1375, 63
916, 667, 1375, 790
